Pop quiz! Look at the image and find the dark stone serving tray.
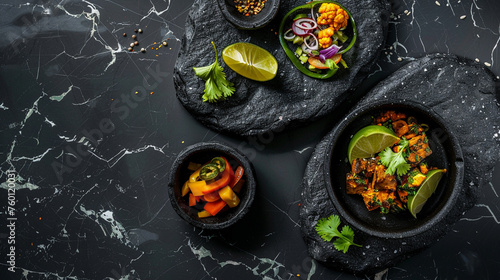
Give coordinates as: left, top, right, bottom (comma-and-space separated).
299, 53, 500, 275
174, 0, 390, 136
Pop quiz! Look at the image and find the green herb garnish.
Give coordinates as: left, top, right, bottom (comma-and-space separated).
379, 138, 411, 176
315, 214, 362, 253
193, 41, 235, 103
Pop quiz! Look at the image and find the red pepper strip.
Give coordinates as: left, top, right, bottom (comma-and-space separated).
204, 199, 227, 216
230, 166, 244, 188
188, 193, 197, 206
222, 157, 235, 182
201, 166, 231, 194
203, 190, 221, 202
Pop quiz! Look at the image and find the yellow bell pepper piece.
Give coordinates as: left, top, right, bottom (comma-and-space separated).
198, 210, 212, 218
181, 181, 190, 197
188, 180, 207, 196
218, 186, 240, 208
189, 169, 201, 182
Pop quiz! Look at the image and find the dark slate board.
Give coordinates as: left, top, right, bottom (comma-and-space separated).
299, 53, 500, 275
174, 0, 391, 136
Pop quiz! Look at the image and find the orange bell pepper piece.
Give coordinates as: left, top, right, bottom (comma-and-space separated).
201, 167, 231, 195
203, 190, 221, 202
188, 193, 197, 206
204, 199, 227, 216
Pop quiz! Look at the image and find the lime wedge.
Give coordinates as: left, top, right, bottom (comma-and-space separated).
407, 169, 446, 218
222, 42, 278, 82
347, 125, 399, 163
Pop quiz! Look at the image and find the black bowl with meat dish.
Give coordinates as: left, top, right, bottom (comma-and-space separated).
324, 100, 464, 238
168, 142, 256, 229
217, 0, 281, 30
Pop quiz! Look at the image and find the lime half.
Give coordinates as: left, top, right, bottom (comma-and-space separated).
222, 42, 278, 82
347, 125, 399, 163
408, 169, 446, 218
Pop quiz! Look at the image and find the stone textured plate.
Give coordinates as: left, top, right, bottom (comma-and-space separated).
174, 0, 390, 136
300, 53, 500, 275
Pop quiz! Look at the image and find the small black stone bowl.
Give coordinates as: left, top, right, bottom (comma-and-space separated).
216, 0, 280, 30
168, 142, 256, 229
324, 100, 464, 239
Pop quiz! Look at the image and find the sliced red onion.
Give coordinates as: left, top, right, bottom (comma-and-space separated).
294, 18, 317, 30
284, 28, 295, 40
304, 34, 319, 51
292, 23, 312, 37
319, 54, 327, 63
319, 44, 340, 58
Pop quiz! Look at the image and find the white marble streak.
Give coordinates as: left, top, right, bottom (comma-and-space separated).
11, 147, 53, 163
460, 204, 500, 224
140, 0, 171, 22
86, 143, 168, 168
306, 259, 316, 280
294, 147, 312, 154
55, 1, 121, 72
0, 175, 40, 190
49, 85, 74, 102
490, 24, 500, 67
469, 0, 497, 35
261, 196, 300, 227
489, 182, 499, 198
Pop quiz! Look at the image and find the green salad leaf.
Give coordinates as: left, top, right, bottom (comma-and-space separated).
193, 42, 235, 103
315, 214, 361, 253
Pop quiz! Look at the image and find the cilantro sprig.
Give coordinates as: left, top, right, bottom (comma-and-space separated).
193, 41, 235, 103
379, 137, 411, 176
315, 214, 362, 253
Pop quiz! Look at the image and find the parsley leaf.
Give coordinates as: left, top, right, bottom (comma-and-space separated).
379, 138, 411, 176
315, 214, 362, 253
193, 42, 235, 103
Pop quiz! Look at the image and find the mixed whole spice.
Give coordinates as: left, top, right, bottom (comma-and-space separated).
234, 0, 267, 16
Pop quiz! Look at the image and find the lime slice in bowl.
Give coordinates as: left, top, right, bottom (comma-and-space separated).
408, 169, 447, 218
347, 125, 399, 163
222, 42, 278, 82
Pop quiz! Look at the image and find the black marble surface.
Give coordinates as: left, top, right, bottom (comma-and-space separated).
0, 1, 499, 280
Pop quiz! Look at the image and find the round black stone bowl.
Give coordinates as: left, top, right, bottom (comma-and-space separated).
168, 142, 256, 229
324, 100, 464, 238
216, 0, 280, 30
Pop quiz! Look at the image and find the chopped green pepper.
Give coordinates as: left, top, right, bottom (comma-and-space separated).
199, 163, 220, 181
210, 157, 226, 173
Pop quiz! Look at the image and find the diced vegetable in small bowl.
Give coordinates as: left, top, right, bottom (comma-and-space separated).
168, 142, 256, 229
279, 1, 357, 79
